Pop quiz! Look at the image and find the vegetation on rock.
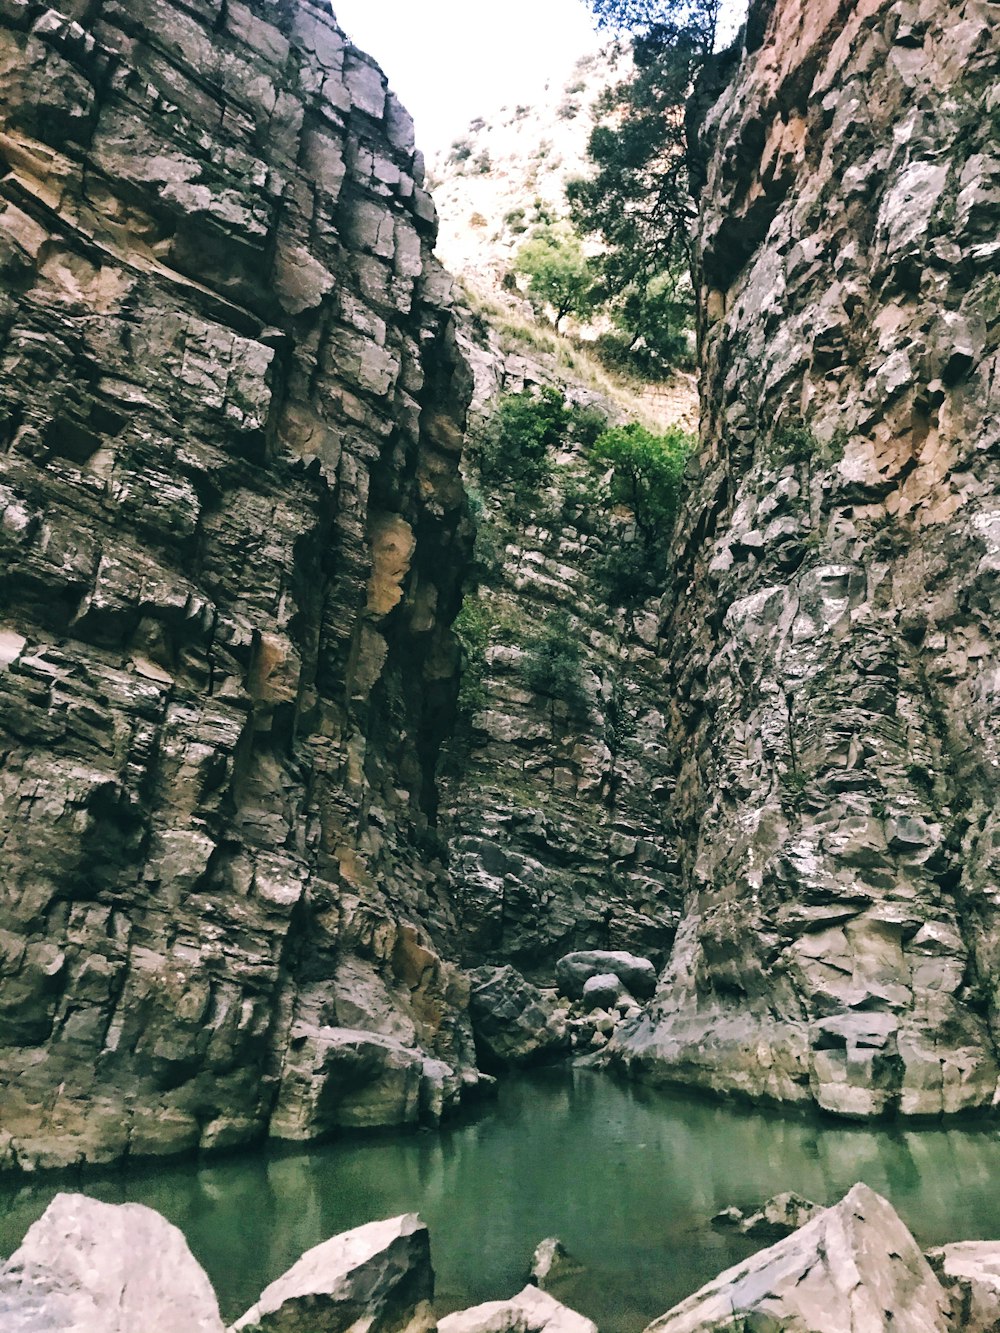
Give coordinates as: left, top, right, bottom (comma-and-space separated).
513, 225, 596, 333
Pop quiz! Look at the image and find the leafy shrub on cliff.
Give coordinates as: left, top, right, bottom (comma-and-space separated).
472, 386, 569, 489
523, 611, 590, 717
453, 599, 492, 722
592, 421, 693, 540
591, 421, 694, 603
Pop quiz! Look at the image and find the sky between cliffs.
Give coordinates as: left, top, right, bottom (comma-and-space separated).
334, 1, 747, 154
333, 0, 602, 151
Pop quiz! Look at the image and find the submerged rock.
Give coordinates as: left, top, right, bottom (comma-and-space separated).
440, 1285, 596, 1333
0, 1192, 224, 1332
529, 1238, 585, 1293
555, 952, 657, 1002
645, 1183, 949, 1333
710, 1190, 821, 1238
231, 1213, 434, 1333
468, 966, 570, 1067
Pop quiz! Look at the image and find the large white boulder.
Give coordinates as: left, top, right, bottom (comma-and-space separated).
0, 1192, 224, 1332
231, 1212, 435, 1333
644, 1183, 950, 1333
927, 1241, 1000, 1332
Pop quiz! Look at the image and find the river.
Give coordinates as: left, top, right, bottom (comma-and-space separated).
3, 1069, 1000, 1330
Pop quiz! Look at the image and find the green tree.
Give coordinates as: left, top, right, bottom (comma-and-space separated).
513, 225, 596, 333
568, 0, 731, 374
593, 421, 693, 543
472, 386, 569, 491
591, 422, 694, 603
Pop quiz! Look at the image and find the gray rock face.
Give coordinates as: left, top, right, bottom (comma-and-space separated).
468, 966, 569, 1067
555, 951, 657, 1002
0, 1191, 224, 1332
231, 1213, 434, 1333
0, 0, 477, 1169
617, 0, 1000, 1117
581, 974, 625, 1013
926, 1243, 1000, 1333
439, 1285, 596, 1333
645, 1183, 949, 1333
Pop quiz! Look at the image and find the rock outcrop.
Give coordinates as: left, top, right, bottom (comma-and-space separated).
439, 1285, 597, 1333
928, 1242, 1000, 1333
0, 0, 479, 1170
645, 1182, 950, 1333
231, 1213, 434, 1333
0, 1191, 225, 1332
616, 0, 1000, 1116
467, 965, 569, 1067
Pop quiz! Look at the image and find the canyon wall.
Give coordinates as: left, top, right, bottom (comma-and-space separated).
0, 0, 481, 1170
617, 0, 1000, 1117
440, 323, 682, 976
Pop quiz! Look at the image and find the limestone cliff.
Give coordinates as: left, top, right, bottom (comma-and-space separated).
439, 319, 682, 976
0, 0, 480, 1169
616, 0, 1000, 1117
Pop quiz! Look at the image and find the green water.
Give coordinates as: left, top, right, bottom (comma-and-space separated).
3, 1069, 1000, 1331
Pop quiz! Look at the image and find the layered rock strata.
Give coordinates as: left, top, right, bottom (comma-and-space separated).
441, 327, 683, 975
0, 0, 478, 1169
616, 0, 1000, 1115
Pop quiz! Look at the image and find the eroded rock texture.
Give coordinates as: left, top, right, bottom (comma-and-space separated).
617, 0, 1000, 1116
440, 328, 681, 976
0, 0, 478, 1169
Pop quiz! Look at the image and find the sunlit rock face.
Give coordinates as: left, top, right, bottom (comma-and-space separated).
615, 0, 1000, 1117
0, 0, 480, 1169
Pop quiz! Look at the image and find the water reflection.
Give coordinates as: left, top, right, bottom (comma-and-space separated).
2, 1070, 1000, 1333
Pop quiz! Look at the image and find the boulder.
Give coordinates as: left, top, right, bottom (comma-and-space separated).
645, 1183, 950, 1333
581, 974, 624, 1013
440, 1285, 596, 1333
529, 1238, 584, 1293
710, 1190, 821, 1238
468, 966, 569, 1067
231, 1213, 434, 1333
555, 951, 657, 1002
926, 1242, 1000, 1332
0, 1192, 224, 1332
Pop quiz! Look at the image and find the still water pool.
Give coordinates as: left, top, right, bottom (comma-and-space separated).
3, 1069, 1000, 1331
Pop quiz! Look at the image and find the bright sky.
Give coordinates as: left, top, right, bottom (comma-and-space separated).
332, 0, 604, 151
332, 1, 747, 154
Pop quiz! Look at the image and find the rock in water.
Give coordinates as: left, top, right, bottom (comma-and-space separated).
926, 1243, 1000, 1333
440, 1285, 596, 1333
555, 952, 657, 1001
710, 1191, 821, 1238
231, 1213, 434, 1333
0, 1192, 224, 1332
529, 1238, 584, 1293
645, 1183, 949, 1333
468, 967, 569, 1067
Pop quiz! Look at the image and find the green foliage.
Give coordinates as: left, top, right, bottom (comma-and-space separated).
591, 422, 694, 604
504, 207, 528, 235
592, 421, 693, 541
513, 225, 596, 332
448, 137, 473, 165
523, 612, 590, 716
453, 599, 491, 721
565, 401, 609, 448
472, 386, 569, 491
567, 1, 726, 374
